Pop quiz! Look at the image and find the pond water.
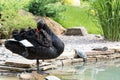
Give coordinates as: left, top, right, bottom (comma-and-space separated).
51, 59, 120, 80
0, 59, 120, 80
0, 76, 17, 80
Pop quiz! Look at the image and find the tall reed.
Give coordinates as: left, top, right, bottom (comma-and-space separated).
91, 0, 120, 41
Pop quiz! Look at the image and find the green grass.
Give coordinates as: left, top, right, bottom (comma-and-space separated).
53, 5, 101, 34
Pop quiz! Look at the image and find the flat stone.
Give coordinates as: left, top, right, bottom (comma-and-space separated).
86, 49, 115, 56
18, 72, 48, 80
87, 58, 97, 62
114, 49, 120, 53
96, 55, 109, 61
108, 53, 120, 59
65, 27, 88, 36
62, 59, 72, 66
5, 58, 36, 68
72, 58, 83, 63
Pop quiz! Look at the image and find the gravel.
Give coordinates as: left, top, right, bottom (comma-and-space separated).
59, 34, 120, 52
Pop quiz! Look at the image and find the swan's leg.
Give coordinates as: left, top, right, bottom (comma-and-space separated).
36, 59, 40, 73
36, 59, 49, 75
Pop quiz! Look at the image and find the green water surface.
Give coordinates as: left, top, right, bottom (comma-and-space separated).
52, 59, 120, 80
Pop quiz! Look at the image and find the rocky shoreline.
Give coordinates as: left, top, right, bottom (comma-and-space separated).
58, 34, 120, 58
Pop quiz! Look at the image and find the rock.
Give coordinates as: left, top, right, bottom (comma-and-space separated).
18, 73, 33, 80
108, 53, 120, 59
87, 58, 97, 62
92, 46, 108, 51
18, 10, 66, 35
62, 59, 72, 66
96, 55, 109, 61
44, 75, 61, 80
32, 71, 48, 80
18, 72, 48, 80
18, 9, 33, 16
86, 49, 114, 56
41, 64, 57, 71
65, 27, 88, 36
5, 58, 36, 68
72, 58, 83, 63
0, 66, 25, 72
95, 34, 103, 38
0, 39, 5, 46
35, 16, 66, 35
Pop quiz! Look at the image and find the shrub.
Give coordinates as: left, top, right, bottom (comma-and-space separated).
0, 0, 36, 39
91, 0, 120, 41
28, 0, 65, 17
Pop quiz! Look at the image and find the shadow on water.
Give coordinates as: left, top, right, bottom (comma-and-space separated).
0, 59, 120, 80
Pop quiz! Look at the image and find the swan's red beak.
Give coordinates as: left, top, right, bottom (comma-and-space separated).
36, 28, 40, 33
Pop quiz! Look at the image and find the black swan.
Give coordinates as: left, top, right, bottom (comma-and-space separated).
4, 19, 64, 74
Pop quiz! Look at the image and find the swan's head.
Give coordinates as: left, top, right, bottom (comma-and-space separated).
37, 19, 45, 30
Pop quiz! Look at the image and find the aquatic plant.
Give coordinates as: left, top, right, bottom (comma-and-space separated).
91, 0, 120, 41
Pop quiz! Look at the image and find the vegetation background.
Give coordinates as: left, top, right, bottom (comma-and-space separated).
0, 0, 120, 41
